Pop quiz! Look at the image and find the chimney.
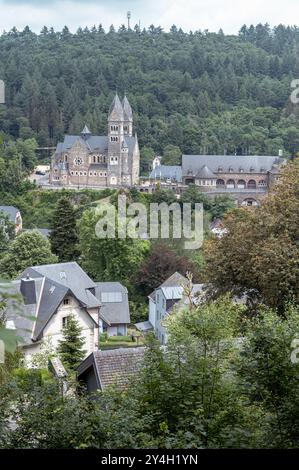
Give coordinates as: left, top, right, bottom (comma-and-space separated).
20, 273, 36, 305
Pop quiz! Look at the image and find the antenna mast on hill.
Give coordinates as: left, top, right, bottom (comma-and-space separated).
127, 11, 131, 30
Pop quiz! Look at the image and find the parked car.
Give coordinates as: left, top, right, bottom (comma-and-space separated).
35, 170, 46, 176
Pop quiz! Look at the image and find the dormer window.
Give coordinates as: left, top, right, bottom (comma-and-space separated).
218, 166, 223, 172
229, 167, 233, 172
260, 167, 265, 172
250, 167, 255, 172
239, 167, 244, 173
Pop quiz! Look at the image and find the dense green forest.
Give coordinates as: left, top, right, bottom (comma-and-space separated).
1, 23, 299, 168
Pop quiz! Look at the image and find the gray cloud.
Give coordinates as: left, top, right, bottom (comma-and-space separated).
0, 0, 299, 34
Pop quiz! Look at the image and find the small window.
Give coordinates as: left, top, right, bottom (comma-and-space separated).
62, 316, 68, 328
63, 298, 69, 305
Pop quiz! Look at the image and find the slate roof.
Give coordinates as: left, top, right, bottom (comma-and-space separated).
3, 262, 101, 344
196, 165, 216, 179
149, 165, 182, 182
0, 206, 20, 222
54, 135, 137, 157
122, 95, 133, 122
81, 347, 145, 390
108, 93, 124, 121
148, 272, 188, 302
95, 282, 130, 325
3, 280, 40, 346
55, 135, 108, 154
135, 321, 153, 332
22, 262, 100, 309
4, 262, 132, 347
182, 155, 284, 176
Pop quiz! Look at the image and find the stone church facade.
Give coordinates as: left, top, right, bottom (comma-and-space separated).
50, 94, 140, 187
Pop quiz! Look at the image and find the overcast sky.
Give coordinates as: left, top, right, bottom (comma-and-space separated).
0, 0, 299, 34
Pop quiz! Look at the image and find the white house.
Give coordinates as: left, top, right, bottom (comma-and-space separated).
145, 272, 204, 345
4, 262, 130, 364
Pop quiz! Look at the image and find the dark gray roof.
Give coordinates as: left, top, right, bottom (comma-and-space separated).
149, 165, 182, 182
135, 321, 153, 332
55, 135, 108, 154
3, 280, 41, 346
54, 135, 137, 157
80, 347, 145, 390
5, 262, 132, 346
95, 282, 130, 325
108, 93, 124, 121
182, 155, 285, 176
148, 272, 188, 302
0, 206, 20, 222
196, 165, 216, 179
161, 272, 188, 288
8, 262, 102, 342
122, 95, 133, 122
25, 262, 100, 309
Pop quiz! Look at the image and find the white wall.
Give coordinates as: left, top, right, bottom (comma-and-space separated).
149, 297, 156, 328
21, 295, 99, 365
155, 289, 168, 344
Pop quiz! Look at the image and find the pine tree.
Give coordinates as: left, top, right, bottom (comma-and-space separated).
58, 314, 86, 371
50, 197, 80, 262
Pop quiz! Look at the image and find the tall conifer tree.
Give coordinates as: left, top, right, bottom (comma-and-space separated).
50, 197, 80, 262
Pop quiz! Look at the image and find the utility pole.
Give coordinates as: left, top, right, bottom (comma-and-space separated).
127, 11, 131, 30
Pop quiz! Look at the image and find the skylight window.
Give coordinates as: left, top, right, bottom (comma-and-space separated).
60, 271, 67, 280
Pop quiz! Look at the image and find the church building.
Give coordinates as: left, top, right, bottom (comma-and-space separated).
50, 94, 140, 187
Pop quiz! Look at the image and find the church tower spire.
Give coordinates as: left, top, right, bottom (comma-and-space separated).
122, 95, 133, 136
108, 93, 124, 185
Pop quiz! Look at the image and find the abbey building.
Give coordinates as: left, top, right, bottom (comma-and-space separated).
50, 94, 140, 187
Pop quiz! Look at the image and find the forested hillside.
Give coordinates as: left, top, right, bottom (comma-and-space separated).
1, 23, 299, 167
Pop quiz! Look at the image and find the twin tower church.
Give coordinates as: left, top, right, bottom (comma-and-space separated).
50, 94, 140, 187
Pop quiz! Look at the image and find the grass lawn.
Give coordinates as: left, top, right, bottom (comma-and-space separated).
99, 333, 145, 350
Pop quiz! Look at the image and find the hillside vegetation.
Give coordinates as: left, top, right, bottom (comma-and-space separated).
0, 23, 299, 171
